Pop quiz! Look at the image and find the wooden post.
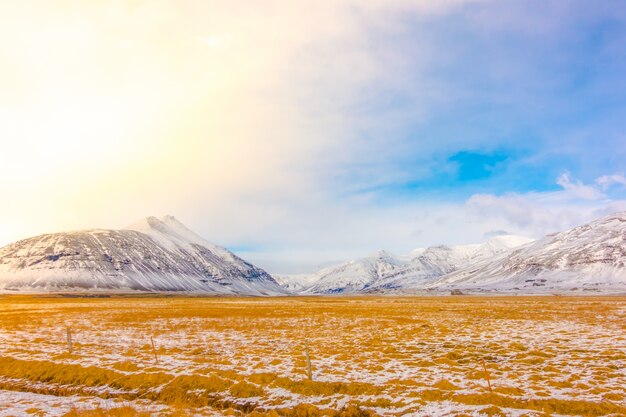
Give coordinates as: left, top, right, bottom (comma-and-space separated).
150, 335, 159, 364
482, 358, 492, 392
66, 326, 73, 354
305, 340, 312, 381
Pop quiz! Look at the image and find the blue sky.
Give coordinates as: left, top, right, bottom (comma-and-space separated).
327, 1, 626, 200
1, 0, 626, 273
261, 0, 626, 271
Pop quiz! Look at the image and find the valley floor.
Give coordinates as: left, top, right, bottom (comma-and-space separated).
0, 295, 623, 416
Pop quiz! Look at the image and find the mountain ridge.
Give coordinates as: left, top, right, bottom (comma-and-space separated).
2, 212, 625, 295
0, 216, 284, 295
291, 235, 534, 294
427, 211, 626, 293
276, 213, 626, 294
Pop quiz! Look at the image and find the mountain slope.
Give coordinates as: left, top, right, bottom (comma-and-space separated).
272, 273, 322, 292
430, 212, 626, 293
0, 216, 284, 295
299, 250, 407, 294
295, 236, 533, 294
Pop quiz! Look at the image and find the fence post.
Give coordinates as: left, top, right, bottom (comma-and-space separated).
482, 358, 492, 392
66, 326, 73, 354
305, 340, 312, 381
150, 335, 159, 364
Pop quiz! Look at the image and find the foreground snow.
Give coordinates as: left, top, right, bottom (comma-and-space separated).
0, 296, 623, 416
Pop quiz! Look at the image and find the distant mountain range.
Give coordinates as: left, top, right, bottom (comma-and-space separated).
1, 212, 625, 295
0, 216, 284, 295
277, 212, 626, 294
274, 235, 533, 294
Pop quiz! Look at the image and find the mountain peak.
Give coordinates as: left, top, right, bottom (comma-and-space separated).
125, 216, 164, 231
367, 249, 396, 260
0, 216, 283, 295
126, 215, 181, 230
161, 215, 185, 227
483, 234, 534, 250
125, 216, 199, 240
124, 215, 236, 261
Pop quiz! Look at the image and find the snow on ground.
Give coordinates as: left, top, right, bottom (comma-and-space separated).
0, 296, 623, 416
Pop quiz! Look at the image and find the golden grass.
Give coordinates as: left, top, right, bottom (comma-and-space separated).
0, 295, 623, 416
453, 392, 626, 416
62, 406, 151, 417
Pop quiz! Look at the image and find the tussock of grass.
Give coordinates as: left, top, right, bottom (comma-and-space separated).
453, 392, 626, 416
493, 386, 524, 396
155, 373, 233, 406
508, 342, 528, 351
248, 372, 279, 385
62, 406, 151, 417
432, 379, 460, 391
416, 389, 449, 402
479, 405, 505, 416
272, 377, 380, 396
230, 381, 265, 397
272, 404, 377, 417
111, 361, 140, 372
0, 357, 118, 388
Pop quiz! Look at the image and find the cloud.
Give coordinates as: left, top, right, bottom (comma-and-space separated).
466, 173, 626, 237
483, 230, 514, 239
556, 172, 604, 200
466, 193, 586, 235
596, 173, 626, 190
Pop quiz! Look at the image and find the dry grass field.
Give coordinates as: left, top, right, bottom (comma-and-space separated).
0, 296, 623, 417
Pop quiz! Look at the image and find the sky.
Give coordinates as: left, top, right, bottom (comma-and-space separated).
1, 0, 626, 273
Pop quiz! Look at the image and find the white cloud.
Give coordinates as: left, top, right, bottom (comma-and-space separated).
556, 172, 604, 200
465, 173, 625, 239
596, 173, 626, 190
466, 193, 592, 236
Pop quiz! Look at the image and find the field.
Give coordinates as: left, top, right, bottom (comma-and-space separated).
0, 296, 624, 417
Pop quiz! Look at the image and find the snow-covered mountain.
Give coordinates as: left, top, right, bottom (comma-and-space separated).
299, 250, 408, 294
291, 235, 533, 294
287, 213, 626, 294
272, 273, 322, 292
429, 212, 626, 293
0, 216, 285, 295
3, 212, 624, 295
